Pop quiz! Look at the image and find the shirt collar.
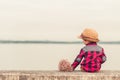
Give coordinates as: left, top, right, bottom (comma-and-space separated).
86, 42, 97, 45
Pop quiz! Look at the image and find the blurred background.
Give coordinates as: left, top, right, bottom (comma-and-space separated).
0, 0, 120, 41
0, 0, 120, 70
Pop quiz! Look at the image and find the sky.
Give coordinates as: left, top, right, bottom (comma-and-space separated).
0, 0, 120, 41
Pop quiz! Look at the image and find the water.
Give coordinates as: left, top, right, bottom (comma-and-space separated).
0, 43, 119, 70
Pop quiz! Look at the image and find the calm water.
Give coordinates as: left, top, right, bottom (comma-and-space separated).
0, 43, 119, 70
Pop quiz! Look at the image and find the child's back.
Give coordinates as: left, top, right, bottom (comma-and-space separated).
71, 28, 106, 72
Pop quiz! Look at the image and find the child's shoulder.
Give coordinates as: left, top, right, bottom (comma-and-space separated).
81, 45, 103, 52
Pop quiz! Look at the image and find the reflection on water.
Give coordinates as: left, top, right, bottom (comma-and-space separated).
0, 43, 119, 70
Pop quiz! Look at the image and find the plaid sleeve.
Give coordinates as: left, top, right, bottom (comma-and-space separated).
71, 49, 85, 70
101, 48, 107, 64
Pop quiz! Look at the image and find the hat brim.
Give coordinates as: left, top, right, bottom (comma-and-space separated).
77, 34, 83, 39
77, 34, 99, 42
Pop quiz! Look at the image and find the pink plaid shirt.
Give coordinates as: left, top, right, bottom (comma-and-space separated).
71, 42, 106, 72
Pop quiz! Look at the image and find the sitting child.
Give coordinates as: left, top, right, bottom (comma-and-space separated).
59, 29, 106, 72
71, 28, 107, 72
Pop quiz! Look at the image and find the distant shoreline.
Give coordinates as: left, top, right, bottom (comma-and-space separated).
0, 40, 120, 44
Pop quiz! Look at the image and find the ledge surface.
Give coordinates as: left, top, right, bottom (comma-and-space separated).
0, 70, 120, 80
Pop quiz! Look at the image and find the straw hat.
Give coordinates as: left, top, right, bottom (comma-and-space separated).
78, 28, 99, 42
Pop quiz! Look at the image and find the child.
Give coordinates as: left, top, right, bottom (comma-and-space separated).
71, 28, 106, 72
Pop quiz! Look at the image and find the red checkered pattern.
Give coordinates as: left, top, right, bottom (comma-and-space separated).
71, 43, 106, 72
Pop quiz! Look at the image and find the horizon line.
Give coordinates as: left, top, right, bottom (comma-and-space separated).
0, 40, 120, 44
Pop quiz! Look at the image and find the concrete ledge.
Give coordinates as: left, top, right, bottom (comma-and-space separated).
0, 70, 120, 80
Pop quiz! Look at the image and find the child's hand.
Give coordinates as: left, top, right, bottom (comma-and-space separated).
58, 59, 73, 72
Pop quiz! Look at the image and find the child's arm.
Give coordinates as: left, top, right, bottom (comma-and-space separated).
71, 49, 84, 71
101, 48, 107, 64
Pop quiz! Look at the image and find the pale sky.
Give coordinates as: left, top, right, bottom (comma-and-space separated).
0, 0, 120, 41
